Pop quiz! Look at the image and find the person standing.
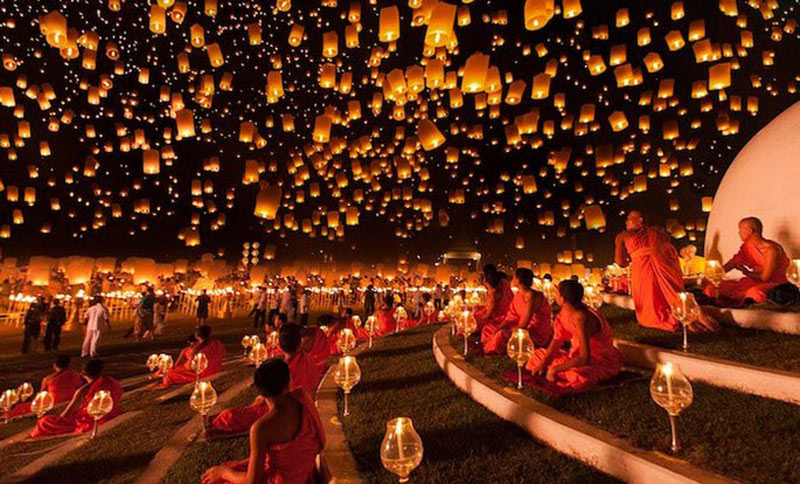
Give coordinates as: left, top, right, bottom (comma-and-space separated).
364, 284, 376, 317
137, 287, 156, 340
44, 298, 67, 351
153, 294, 167, 336
196, 289, 211, 327
279, 285, 293, 321
298, 289, 310, 326
21, 297, 45, 354
250, 287, 267, 329
82, 296, 110, 358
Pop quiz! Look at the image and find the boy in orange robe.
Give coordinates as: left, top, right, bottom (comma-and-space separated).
161, 325, 226, 387
202, 359, 325, 484
481, 268, 552, 354
208, 325, 319, 439
704, 217, 790, 305
526, 280, 623, 394
10, 355, 84, 419
615, 211, 717, 332
474, 264, 514, 332
31, 358, 123, 438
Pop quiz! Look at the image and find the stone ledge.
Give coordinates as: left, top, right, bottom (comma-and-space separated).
432, 327, 736, 484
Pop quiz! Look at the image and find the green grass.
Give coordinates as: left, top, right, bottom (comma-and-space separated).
16, 365, 253, 484
341, 324, 618, 484
601, 305, 800, 372
162, 385, 259, 484
464, 344, 800, 483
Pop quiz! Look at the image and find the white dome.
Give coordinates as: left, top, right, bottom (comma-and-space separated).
706, 102, 800, 263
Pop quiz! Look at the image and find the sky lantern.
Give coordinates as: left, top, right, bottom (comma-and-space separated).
175, 109, 195, 138
461, 52, 490, 93
426, 2, 457, 47
40, 11, 68, 48
322, 31, 338, 58
313, 115, 332, 143
206, 43, 224, 67
149, 5, 166, 34
524, 0, 554, 31
531, 73, 551, 99
254, 184, 282, 220
417, 119, 445, 150
143, 149, 160, 175
709, 62, 731, 90
190, 23, 205, 47
288, 24, 304, 46
379, 6, 400, 42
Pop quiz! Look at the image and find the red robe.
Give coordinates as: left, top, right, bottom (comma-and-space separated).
704, 239, 790, 304
327, 318, 369, 355
526, 308, 623, 393
305, 327, 331, 372
161, 340, 226, 387
207, 389, 326, 484
474, 278, 514, 331
374, 306, 398, 336
481, 289, 552, 354
31, 376, 123, 438
10, 369, 84, 418
209, 351, 318, 437
624, 227, 683, 331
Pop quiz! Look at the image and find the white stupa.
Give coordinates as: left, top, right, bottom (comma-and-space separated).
706, 102, 800, 262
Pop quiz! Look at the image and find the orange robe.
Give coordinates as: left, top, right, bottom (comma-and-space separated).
208, 389, 326, 484
209, 352, 318, 437
374, 307, 398, 336
161, 339, 226, 387
327, 318, 369, 355
704, 239, 790, 305
305, 327, 331, 372
624, 227, 683, 331
474, 279, 513, 331
481, 289, 552, 354
526, 308, 623, 393
10, 369, 84, 418
31, 376, 123, 438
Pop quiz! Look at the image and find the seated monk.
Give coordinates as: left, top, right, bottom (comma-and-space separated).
527, 280, 623, 393
373, 294, 398, 336
481, 268, 552, 354
679, 245, 706, 277
301, 320, 331, 372
31, 358, 123, 438
473, 264, 513, 333
208, 325, 319, 439
616, 210, 718, 332
704, 217, 790, 305
10, 354, 84, 419
201, 359, 325, 484
161, 325, 226, 387
327, 308, 368, 354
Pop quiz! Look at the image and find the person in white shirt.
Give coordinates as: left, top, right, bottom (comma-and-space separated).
82, 296, 110, 358
279, 286, 293, 321
298, 289, 310, 326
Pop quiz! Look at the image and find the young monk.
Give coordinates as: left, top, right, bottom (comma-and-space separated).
161, 325, 226, 387
301, 319, 331, 373
615, 210, 718, 332
704, 217, 790, 305
327, 308, 368, 354
10, 355, 84, 419
31, 358, 123, 438
373, 294, 398, 336
208, 325, 319, 439
474, 264, 514, 333
481, 268, 552, 354
201, 359, 325, 484
527, 280, 624, 393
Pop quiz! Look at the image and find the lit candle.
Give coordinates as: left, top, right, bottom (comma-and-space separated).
396, 418, 405, 460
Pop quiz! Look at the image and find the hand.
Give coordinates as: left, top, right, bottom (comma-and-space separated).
546, 366, 559, 382
201, 466, 224, 484
529, 361, 546, 376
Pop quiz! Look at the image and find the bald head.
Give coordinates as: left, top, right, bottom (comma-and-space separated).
625, 210, 645, 231
738, 217, 763, 241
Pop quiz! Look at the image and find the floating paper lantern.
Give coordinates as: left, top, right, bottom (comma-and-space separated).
524, 0, 554, 31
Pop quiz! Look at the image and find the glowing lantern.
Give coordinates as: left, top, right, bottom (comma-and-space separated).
254, 184, 281, 220
313, 115, 332, 143
379, 6, 400, 42
426, 2, 457, 47
708, 63, 731, 90
417, 119, 445, 151
288, 24, 304, 46
524, 0, 554, 31
461, 52, 489, 93
206, 43, 224, 67
143, 149, 160, 175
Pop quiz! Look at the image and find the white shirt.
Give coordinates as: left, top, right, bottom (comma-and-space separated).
255, 292, 267, 310
85, 303, 109, 331
298, 294, 310, 314
279, 290, 293, 313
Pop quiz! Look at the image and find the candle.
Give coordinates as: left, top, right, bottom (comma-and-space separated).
396, 418, 405, 460
664, 362, 674, 407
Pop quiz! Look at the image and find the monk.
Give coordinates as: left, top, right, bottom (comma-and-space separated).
481, 268, 552, 354
31, 358, 123, 438
10, 355, 84, 419
161, 325, 226, 387
704, 217, 791, 305
201, 359, 325, 484
527, 280, 623, 393
327, 308, 369, 354
474, 264, 514, 332
679, 245, 706, 277
209, 325, 319, 439
615, 210, 718, 332
301, 320, 331, 373
373, 294, 398, 336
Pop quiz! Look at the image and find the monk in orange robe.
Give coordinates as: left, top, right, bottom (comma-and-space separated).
301, 322, 331, 373
161, 325, 226, 387
31, 358, 123, 438
527, 280, 623, 393
373, 294, 398, 336
202, 359, 325, 484
209, 325, 319, 439
327, 308, 369, 354
10, 355, 84, 419
481, 268, 552, 354
474, 264, 514, 332
615, 211, 718, 332
704, 217, 791, 305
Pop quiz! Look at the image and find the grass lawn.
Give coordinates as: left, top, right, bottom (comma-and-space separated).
601, 305, 800, 372
163, 385, 259, 484
341, 324, 618, 484
19, 364, 253, 484
463, 342, 800, 484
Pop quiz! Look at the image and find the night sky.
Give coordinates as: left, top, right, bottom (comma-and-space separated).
0, 0, 798, 267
